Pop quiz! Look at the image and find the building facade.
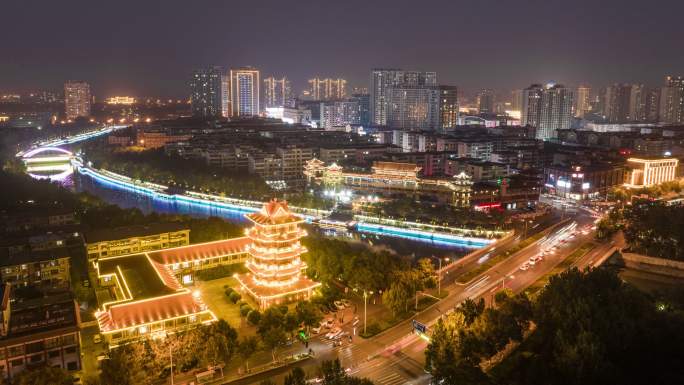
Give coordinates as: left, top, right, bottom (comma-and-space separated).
0, 250, 70, 288
64, 81, 91, 119
263, 77, 293, 108
624, 157, 678, 188
308, 78, 347, 100
663, 75, 684, 124
190, 66, 226, 118
230, 67, 260, 117
521, 83, 573, 141
85, 223, 190, 261
574, 85, 591, 118
439, 85, 459, 131
0, 290, 81, 381
477, 88, 494, 114
370, 69, 437, 126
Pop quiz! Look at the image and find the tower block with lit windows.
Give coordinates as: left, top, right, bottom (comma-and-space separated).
236, 199, 320, 309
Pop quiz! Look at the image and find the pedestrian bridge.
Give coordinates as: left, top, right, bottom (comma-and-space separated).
22, 146, 74, 180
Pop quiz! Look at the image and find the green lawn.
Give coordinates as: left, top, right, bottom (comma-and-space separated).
195, 276, 257, 335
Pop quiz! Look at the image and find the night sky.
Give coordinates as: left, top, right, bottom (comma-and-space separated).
3, 0, 684, 98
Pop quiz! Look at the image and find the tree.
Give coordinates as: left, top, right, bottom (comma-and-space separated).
238, 336, 259, 372
296, 301, 322, 333
318, 359, 375, 385
417, 258, 437, 288
382, 270, 423, 316
284, 367, 307, 385
457, 298, 486, 326
13, 365, 73, 385
261, 325, 287, 363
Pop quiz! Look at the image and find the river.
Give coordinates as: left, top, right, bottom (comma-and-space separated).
70, 171, 473, 260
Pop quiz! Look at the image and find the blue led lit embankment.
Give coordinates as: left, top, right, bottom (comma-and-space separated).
356, 223, 493, 249
77, 163, 496, 248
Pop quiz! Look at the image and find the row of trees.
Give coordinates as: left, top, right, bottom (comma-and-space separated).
622, 200, 684, 260
425, 291, 532, 384
302, 236, 411, 293
261, 359, 374, 385
426, 268, 684, 385
84, 145, 272, 199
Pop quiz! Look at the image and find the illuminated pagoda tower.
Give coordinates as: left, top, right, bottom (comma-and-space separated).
236, 199, 320, 309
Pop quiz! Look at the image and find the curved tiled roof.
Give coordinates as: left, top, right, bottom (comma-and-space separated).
97, 291, 209, 332
147, 237, 250, 265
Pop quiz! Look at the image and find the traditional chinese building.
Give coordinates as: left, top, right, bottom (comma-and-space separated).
304, 159, 472, 206
236, 200, 320, 309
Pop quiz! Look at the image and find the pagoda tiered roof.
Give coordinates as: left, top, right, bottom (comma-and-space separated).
246, 199, 304, 226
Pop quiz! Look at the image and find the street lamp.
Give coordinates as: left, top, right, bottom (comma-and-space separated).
429, 255, 450, 296
363, 289, 374, 335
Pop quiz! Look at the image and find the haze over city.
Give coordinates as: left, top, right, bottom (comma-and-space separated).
3, 0, 684, 96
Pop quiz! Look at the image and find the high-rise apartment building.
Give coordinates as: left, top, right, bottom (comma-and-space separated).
263, 77, 293, 108
574, 85, 591, 118
601, 83, 645, 122
663, 75, 684, 124
439, 85, 459, 131
386, 85, 440, 131
64, 81, 91, 119
190, 66, 226, 118
521, 83, 573, 141
320, 101, 361, 129
370, 69, 437, 126
477, 89, 494, 114
230, 67, 260, 117
308, 78, 347, 100
645, 87, 662, 122
350, 93, 371, 126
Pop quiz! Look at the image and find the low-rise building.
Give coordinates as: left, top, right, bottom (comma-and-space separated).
624, 157, 679, 188
445, 158, 510, 182
544, 163, 625, 200
0, 249, 71, 289
93, 237, 251, 347
0, 288, 81, 381
85, 223, 190, 261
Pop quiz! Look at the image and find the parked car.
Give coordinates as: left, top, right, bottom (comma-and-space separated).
93, 334, 102, 344
519, 262, 531, 271
334, 300, 346, 310
341, 299, 352, 307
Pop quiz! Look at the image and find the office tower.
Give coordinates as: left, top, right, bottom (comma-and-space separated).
663, 75, 684, 124
230, 67, 260, 117
521, 83, 573, 140
477, 89, 494, 114
439, 85, 459, 131
189, 66, 226, 118
64, 81, 91, 119
221, 74, 230, 117
370, 69, 437, 126
575, 85, 591, 118
263, 77, 293, 108
350, 93, 371, 126
308, 78, 347, 100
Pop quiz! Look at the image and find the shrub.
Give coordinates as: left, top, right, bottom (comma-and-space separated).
240, 305, 252, 317
229, 291, 242, 304
224, 287, 234, 297
277, 304, 289, 315
247, 310, 262, 325
237, 300, 247, 307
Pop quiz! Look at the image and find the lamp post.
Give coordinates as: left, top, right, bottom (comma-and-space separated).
363, 290, 373, 335
430, 255, 449, 296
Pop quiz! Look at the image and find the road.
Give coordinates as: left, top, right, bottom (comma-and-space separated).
226, 208, 608, 385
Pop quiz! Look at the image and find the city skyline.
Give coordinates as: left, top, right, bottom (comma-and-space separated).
3, 0, 684, 97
